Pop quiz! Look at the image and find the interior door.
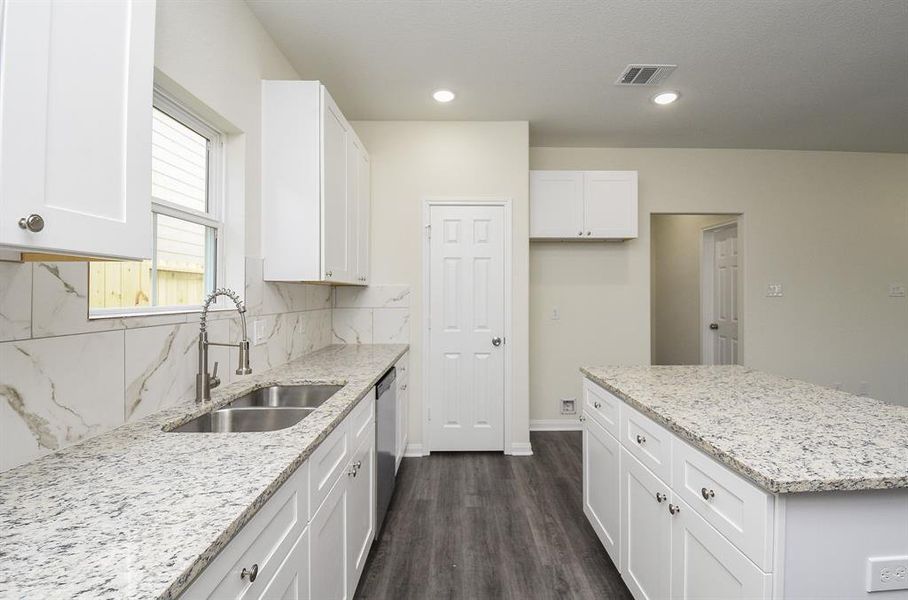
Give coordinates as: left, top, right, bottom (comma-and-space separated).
621, 448, 671, 600
708, 223, 740, 364
321, 89, 353, 283
0, 0, 155, 259
428, 204, 506, 451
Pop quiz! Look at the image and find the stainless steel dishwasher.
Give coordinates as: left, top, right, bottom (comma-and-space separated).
375, 367, 397, 536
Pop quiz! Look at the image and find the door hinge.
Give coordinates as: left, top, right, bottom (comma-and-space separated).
427, 407, 431, 422
425, 224, 431, 240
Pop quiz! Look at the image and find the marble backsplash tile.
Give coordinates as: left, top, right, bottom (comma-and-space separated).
0, 331, 125, 471
331, 285, 411, 345
0, 256, 336, 472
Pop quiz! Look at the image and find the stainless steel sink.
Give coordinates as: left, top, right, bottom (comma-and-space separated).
167, 384, 343, 433
170, 407, 314, 433
227, 384, 343, 409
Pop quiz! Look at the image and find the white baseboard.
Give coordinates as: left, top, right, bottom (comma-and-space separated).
403, 442, 427, 457
509, 442, 534, 456
530, 418, 582, 431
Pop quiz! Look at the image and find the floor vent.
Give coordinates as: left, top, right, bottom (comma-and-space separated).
616, 64, 677, 85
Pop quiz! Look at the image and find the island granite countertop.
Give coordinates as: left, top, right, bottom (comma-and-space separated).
0, 343, 408, 600
581, 365, 908, 494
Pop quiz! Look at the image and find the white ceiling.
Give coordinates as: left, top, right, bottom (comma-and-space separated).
247, 0, 908, 152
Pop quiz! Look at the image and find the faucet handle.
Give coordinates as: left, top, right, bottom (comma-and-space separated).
210, 361, 221, 389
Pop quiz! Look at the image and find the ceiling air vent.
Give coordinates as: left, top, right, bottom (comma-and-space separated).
616, 64, 677, 86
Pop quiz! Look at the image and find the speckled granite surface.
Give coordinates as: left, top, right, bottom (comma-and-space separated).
0, 343, 407, 600
581, 365, 908, 494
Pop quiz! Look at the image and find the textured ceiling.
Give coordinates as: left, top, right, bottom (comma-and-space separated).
247, 0, 908, 152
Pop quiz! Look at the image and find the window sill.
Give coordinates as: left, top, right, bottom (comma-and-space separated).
88, 305, 239, 321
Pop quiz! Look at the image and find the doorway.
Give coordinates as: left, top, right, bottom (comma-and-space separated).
423, 200, 512, 452
650, 214, 742, 365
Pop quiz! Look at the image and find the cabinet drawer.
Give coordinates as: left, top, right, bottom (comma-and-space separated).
620, 404, 672, 484
672, 438, 773, 570
583, 378, 620, 437
183, 462, 309, 600
671, 496, 771, 599
309, 420, 349, 519
349, 393, 375, 452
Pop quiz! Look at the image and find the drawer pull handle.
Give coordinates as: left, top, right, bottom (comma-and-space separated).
701, 487, 715, 500
655, 492, 666, 503
593, 401, 602, 409
241, 563, 259, 582
668, 503, 681, 515
635, 434, 646, 444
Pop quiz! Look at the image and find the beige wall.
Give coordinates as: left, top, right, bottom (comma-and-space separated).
154, 0, 299, 257
651, 214, 733, 365
530, 148, 908, 421
351, 121, 531, 452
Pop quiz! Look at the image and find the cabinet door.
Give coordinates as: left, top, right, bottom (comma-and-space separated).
255, 528, 311, 600
529, 171, 584, 238
0, 0, 155, 259
583, 414, 621, 564
346, 432, 375, 595
582, 171, 638, 239
620, 448, 671, 600
355, 148, 371, 285
670, 498, 771, 600
321, 88, 353, 283
310, 477, 347, 600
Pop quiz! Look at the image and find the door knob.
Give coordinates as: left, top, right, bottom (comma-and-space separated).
491, 337, 502, 347
709, 323, 719, 330
18, 214, 44, 232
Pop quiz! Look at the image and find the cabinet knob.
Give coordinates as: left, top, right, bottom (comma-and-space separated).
668, 503, 681, 515
241, 563, 259, 582
578, 231, 583, 236
326, 271, 333, 278
586, 231, 591, 236
701, 487, 715, 500
18, 214, 45, 232
635, 434, 646, 444
347, 466, 357, 477
579, 414, 586, 422
353, 460, 362, 470
593, 401, 602, 409
401, 384, 407, 391
655, 492, 666, 503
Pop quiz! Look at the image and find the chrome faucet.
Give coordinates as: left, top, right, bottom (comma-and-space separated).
196, 287, 252, 403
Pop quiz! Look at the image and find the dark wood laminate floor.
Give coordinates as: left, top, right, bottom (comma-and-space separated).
355, 431, 632, 600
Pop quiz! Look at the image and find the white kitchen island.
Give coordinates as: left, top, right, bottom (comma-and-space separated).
580, 365, 908, 600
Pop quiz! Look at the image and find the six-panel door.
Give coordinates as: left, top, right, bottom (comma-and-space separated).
620, 448, 672, 600
583, 414, 621, 564
0, 0, 155, 259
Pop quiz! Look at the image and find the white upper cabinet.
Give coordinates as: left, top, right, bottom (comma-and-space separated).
0, 0, 156, 259
530, 170, 638, 240
262, 80, 370, 285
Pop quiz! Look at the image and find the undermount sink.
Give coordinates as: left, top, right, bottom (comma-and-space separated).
168, 384, 343, 433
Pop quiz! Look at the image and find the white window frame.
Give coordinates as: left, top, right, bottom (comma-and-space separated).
89, 86, 238, 318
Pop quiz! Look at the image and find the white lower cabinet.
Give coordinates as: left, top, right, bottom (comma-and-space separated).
670, 498, 771, 600
621, 448, 672, 600
582, 377, 773, 600
184, 390, 377, 600
310, 474, 348, 600
582, 414, 621, 562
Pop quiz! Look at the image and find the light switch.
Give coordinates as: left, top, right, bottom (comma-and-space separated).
889, 284, 906, 298
766, 283, 783, 298
551, 307, 560, 321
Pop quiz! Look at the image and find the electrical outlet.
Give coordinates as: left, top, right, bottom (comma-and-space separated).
766, 283, 783, 298
867, 556, 908, 592
560, 398, 576, 415
253, 319, 267, 346
889, 283, 907, 298
551, 307, 560, 321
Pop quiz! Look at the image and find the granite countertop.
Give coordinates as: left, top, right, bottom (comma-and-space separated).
580, 365, 908, 494
0, 343, 408, 600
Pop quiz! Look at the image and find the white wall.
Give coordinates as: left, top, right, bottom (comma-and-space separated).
351, 121, 531, 453
530, 148, 908, 421
154, 0, 299, 257
651, 214, 732, 365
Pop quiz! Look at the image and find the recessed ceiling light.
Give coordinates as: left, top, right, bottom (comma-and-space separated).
653, 91, 680, 105
433, 89, 456, 103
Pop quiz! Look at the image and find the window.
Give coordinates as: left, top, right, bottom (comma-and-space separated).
89, 89, 225, 316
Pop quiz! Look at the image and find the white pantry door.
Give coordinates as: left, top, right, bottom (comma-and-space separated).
428, 204, 506, 451
708, 223, 740, 364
